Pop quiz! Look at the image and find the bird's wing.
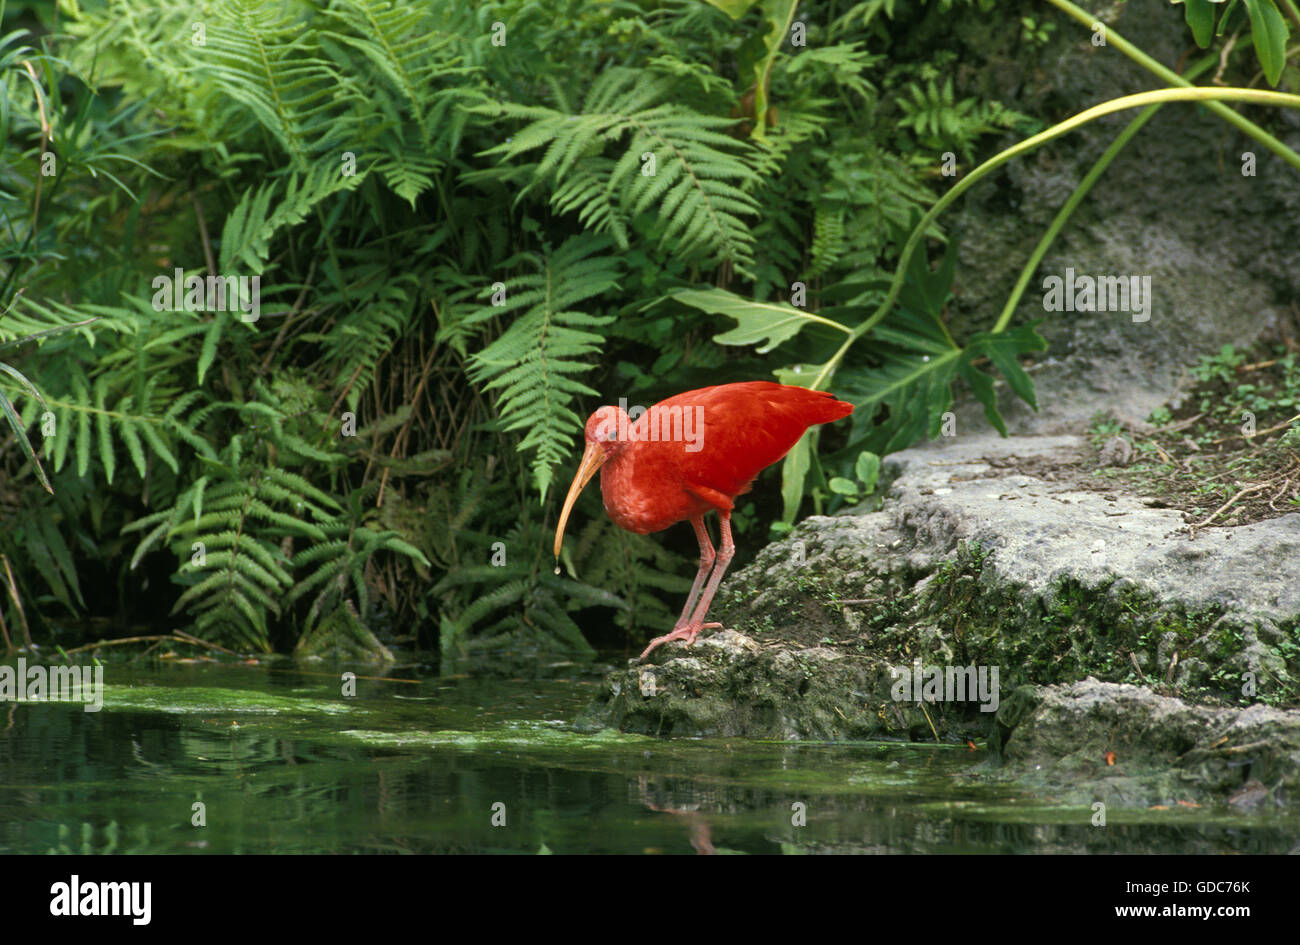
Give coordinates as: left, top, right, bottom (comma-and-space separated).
637, 382, 851, 498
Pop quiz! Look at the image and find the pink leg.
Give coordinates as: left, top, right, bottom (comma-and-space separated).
675, 517, 714, 627
683, 509, 734, 632
638, 511, 733, 662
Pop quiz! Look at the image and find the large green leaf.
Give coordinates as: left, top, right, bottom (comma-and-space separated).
1242, 0, 1289, 86
675, 287, 851, 354
968, 321, 1048, 411
1173, 0, 1218, 47
701, 0, 761, 17
896, 225, 959, 320
831, 319, 1046, 459
0, 385, 52, 493
751, 0, 799, 139
780, 432, 811, 523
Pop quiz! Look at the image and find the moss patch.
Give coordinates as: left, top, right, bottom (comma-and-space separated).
715, 540, 1297, 709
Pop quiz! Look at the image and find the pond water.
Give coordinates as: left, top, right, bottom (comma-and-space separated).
1, 656, 1295, 854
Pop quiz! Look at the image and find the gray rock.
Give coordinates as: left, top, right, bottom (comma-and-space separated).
992, 677, 1300, 807
581, 428, 1300, 804
874, 432, 1300, 625
1097, 435, 1133, 467
946, 4, 1300, 436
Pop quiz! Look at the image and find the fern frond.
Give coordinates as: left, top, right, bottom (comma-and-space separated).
198, 0, 357, 170
219, 162, 367, 273
549, 158, 630, 250
808, 204, 846, 278
476, 67, 762, 270
566, 517, 691, 634
465, 234, 620, 499
312, 267, 419, 404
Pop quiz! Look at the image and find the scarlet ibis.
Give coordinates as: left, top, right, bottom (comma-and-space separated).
552, 381, 853, 661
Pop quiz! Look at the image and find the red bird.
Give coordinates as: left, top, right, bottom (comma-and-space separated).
552, 381, 853, 661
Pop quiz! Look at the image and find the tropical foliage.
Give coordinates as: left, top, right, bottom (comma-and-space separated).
0, 0, 1294, 660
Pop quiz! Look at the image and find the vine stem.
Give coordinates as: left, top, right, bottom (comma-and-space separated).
990, 53, 1220, 334
1045, 0, 1300, 174
808, 85, 1300, 393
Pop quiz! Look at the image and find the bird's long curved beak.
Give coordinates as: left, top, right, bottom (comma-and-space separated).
553, 442, 607, 557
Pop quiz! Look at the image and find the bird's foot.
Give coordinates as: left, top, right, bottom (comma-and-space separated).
637, 622, 723, 663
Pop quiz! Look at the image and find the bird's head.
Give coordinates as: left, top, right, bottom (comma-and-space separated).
553, 405, 631, 557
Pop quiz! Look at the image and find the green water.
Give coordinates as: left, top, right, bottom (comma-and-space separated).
1, 658, 1295, 854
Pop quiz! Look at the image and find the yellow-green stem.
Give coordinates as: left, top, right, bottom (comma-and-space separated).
1045, 0, 1300, 174
991, 53, 1220, 334
809, 86, 1300, 392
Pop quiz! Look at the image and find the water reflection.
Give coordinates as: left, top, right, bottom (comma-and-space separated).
0, 660, 1296, 854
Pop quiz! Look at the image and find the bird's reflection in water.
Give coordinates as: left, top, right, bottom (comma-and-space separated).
635, 775, 717, 854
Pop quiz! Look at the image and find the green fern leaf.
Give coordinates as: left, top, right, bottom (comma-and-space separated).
465, 234, 620, 499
